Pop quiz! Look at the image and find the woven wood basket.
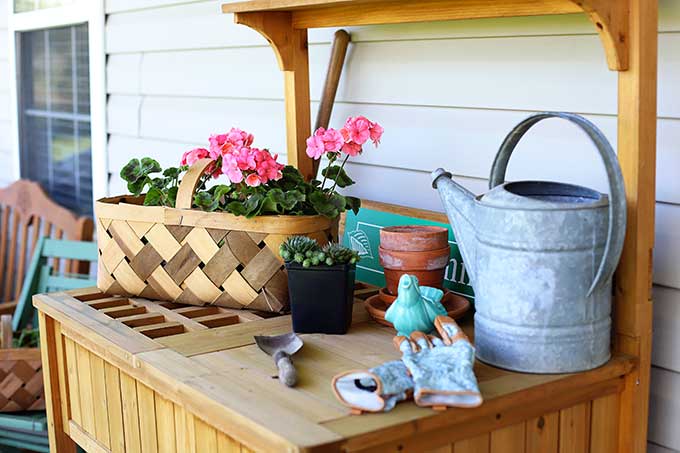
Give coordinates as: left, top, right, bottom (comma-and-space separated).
95, 158, 338, 313
0, 348, 45, 412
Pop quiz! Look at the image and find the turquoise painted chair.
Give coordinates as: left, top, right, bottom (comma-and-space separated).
0, 237, 97, 453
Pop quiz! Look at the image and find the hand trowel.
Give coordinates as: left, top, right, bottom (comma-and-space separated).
254, 333, 303, 387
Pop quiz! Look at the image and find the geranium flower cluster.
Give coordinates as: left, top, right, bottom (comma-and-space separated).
180, 128, 284, 187
306, 116, 383, 160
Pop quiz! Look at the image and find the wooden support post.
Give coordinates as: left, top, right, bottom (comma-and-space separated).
38, 311, 78, 453
234, 12, 314, 181
614, 0, 657, 452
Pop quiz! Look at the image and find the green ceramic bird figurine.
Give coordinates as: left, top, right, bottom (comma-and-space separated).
385, 274, 447, 336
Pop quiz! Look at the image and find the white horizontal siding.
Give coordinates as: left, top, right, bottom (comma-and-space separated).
104, 2, 680, 450
0, 0, 12, 187
650, 367, 680, 451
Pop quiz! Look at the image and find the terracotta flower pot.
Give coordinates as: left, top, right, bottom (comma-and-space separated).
380, 225, 449, 252
379, 225, 450, 295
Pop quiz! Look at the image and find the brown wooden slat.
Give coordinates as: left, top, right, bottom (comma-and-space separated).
134, 322, 185, 339
100, 305, 147, 319
4, 212, 20, 302
558, 402, 591, 453
14, 216, 30, 300
193, 313, 240, 328
526, 412, 558, 453
86, 298, 131, 309
118, 313, 166, 328
0, 208, 9, 298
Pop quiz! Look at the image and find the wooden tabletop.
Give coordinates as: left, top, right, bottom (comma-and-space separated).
34, 288, 635, 452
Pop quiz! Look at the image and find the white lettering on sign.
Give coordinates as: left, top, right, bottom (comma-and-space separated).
444, 258, 471, 286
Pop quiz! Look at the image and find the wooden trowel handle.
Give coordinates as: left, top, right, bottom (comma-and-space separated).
274, 351, 298, 387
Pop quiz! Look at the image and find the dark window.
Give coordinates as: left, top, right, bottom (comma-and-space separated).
19, 24, 92, 216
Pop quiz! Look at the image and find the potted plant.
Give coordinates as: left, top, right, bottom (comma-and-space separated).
280, 236, 360, 334
96, 117, 382, 313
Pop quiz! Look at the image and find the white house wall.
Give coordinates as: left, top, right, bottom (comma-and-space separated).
104, 2, 680, 450
0, 0, 12, 187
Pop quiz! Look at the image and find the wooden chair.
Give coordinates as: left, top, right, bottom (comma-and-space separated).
0, 237, 97, 453
0, 180, 94, 310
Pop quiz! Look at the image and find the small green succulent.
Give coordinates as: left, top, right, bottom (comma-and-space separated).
279, 237, 359, 268
322, 242, 360, 266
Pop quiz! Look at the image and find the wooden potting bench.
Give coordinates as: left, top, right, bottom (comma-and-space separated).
34, 1, 656, 452
218, 1, 656, 451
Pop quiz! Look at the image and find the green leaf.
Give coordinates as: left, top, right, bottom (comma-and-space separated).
120, 158, 162, 196
226, 201, 247, 216
141, 157, 162, 175
166, 186, 178, 207
310, 191, 345, 218
194, 192, 219, 212
149, 177, 169, 190
163, 167, 182, 179
266, 188, 305, 213
345, 196, 361, 215
321, 165, 355, 188
212, 184, 233, 202
143, 187, 164, 206
243, 194, 265, 218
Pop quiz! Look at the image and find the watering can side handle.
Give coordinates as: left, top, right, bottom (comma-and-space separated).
488, 112, 627, 297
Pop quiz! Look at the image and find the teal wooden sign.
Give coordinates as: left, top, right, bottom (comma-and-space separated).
342, 208, 475, 302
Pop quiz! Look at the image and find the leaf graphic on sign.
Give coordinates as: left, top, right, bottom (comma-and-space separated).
349, 229, 373, 258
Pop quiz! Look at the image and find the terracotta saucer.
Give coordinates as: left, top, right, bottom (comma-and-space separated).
378, 287, 397, 305
364, 290, 471, 328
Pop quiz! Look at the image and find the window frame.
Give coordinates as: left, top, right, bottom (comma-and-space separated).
8, 0, 107, 206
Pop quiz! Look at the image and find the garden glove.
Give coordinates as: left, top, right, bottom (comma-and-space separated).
332, 360, 413, 414
395, 315, 483, 410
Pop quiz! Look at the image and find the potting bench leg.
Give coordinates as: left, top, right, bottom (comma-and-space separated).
38, 311, 77, 453
234, 12, 314, 181
614, 0, 658, 452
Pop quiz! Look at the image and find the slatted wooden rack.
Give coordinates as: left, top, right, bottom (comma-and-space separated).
35, 287, 636, 452
217, 1, 658, 452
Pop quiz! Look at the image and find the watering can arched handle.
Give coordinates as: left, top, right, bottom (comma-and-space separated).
489, 112, 627, 296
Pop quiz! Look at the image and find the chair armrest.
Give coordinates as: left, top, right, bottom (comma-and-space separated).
0, 301, 17, 316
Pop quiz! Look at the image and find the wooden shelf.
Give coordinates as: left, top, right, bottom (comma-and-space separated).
222, 0, 583, 26
222, 0, 627, 70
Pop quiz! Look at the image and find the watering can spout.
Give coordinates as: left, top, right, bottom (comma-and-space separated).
431, 169, 478, 284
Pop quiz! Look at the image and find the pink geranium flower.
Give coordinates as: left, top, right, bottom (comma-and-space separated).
180, 148, 210, 166
344, 116, 372, 146
181, 147, 222, 177
221, 153, 244, 184
369, 121, 384, 145
253, 149, 284, 182
226, 128, 254, 148
306, 135, 325, 160
245, 173, 262, 187
234, 146, 257, 171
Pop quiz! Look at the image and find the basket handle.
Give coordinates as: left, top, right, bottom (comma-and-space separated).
489, 112, 627, 296
175, 158, 215, 210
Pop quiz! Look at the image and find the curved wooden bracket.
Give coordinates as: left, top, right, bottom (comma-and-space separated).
571, 0, 629, 71
235, 12, 297, 71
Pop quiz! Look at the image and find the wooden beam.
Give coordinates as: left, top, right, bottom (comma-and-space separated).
235, 12, 314, 181
614, 0, 657, 451
289, 0, 581, 29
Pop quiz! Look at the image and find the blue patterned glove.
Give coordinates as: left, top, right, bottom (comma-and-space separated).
395, 316, 483, 409
332, 360, 414, 414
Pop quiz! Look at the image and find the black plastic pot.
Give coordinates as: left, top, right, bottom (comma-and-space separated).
285, 262, 356, 334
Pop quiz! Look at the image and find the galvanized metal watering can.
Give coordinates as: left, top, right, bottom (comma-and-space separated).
431, 112, 627, 373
